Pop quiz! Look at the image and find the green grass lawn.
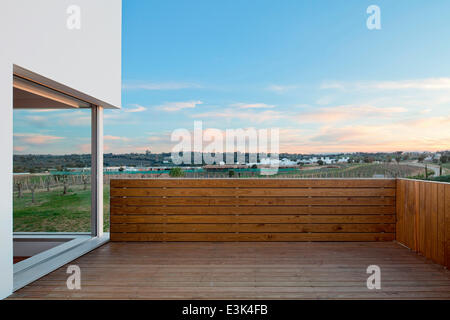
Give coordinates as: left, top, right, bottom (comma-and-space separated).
442, 163, 450, 174
13, 185, 110, 232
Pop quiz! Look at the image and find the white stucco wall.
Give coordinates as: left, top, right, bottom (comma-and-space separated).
0, 0, 122, 299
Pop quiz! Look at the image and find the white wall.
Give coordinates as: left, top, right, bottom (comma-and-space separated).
0, 0, 122, 299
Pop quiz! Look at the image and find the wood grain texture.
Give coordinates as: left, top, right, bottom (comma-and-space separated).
9, 242, 450, 300
111, 179, 396, 242
396, 179, 450, 269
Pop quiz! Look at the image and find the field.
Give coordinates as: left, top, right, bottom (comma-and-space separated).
442, 163, 450, 173
13, 184, 110, 232
265, 163, 425, 178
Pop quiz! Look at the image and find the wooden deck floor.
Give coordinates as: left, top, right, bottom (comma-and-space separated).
9, 242, 450, 300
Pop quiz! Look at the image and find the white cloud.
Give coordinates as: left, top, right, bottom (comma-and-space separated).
266, 84, 300, 93
193, 109, 283, 123
322, 78, 450, 91
157, 100, 203, 112
122, 81, 202, 91
124, 104, 147, 113
231, 103, 276, 109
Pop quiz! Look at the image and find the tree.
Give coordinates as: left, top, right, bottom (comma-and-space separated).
228, 170, 235, 177
317, 160, 324, 166
82, 175, 88, 190
169, 167, 184, 177
395, 151, 403, 164
62, 176, 69, 195
44, 177, 51, 192
16, 182, 23, 198
441, 155, 448, 164
363, 156, 374, 163
29, 183, 36, 204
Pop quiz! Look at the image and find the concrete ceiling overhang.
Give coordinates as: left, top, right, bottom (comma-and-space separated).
13, 65, 121, 110
13, 76, 90, 109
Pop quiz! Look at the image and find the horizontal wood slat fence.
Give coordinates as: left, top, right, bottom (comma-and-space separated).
396, 179, 450, 268
110, 179, 396, 242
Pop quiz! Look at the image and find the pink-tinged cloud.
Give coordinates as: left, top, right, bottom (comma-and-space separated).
280, 116, 450, 153
14, 133, 65, 145
77, 143, 91, 154
104, 135, 130, 141
296, 105, 408, 123
13, 146, 26, 152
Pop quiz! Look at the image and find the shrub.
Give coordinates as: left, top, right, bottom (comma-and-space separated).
169, 167, 184, 177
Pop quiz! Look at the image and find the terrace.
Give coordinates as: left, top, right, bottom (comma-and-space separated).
8, 178, 450, 299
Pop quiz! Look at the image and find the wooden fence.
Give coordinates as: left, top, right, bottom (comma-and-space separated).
110, 179, 396, 242
396, 179, 450, 268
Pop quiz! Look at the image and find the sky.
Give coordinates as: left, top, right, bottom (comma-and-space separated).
14, 0, 450, 155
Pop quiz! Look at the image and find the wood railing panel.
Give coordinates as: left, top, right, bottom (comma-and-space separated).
111, 179, 396, 242
110, 179, 396, 188
110, 205, 396, 215
396, 179, 450, 269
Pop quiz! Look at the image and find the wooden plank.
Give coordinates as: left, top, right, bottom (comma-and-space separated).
110, 178, 399, 243
437, 184, 446, 266
110, 205, 396, 215
110, 223, 396, 233
446, 185, 450, 268
401, 180, 411, 249
425, 182, 432, 260
431, 183, 438, 263
406, 180, 417, 250
10, 242, 450, 300
414, 180, 420, 252
110, 232, 396, 242
111, 187, 395, 197
110, 214, 396, 224
111, 179, 396, 189
110, 197, 395, 207
418, 182, 426, 254
396, 179, 405, 244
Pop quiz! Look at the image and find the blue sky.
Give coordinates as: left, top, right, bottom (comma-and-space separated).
14, 0, 450, 154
